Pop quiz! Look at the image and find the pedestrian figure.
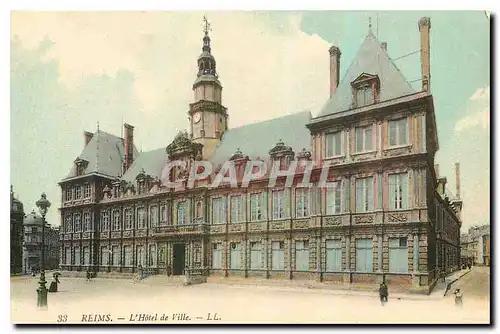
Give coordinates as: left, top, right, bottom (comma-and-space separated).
133, 265, 142, 284
379, 282, 388, 306
49, 273, 60, 293
454, 289, 463, 306
86, 269, 92, 282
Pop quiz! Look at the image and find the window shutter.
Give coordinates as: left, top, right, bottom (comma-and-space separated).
340, 131, 345, 156
262, 191, 268, 220
355, 180, 363, 212
401, 173, 409, 209
367, 178, 374, 211
285, 188, 291, 218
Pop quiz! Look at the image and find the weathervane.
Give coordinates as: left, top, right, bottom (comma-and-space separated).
203, 15, 211, 35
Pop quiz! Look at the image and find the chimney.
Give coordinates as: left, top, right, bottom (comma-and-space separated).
84, 131, 93, 147
434, 164, 439, 178
329, 45, 341, 97
455, 162, 461, 199
381, 41, 387, 52
124, 123, 134, 171
437, 177, 447, 197
418, 17, 431, 92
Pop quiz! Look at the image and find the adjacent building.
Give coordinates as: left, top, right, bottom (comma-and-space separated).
461, 225, 490, 266
10, 186, 24, 275
22, 211, 60, 273
59, 17, 462, 293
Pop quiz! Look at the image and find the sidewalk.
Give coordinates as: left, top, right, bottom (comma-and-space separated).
204, 277, 440, 301
429, 268, 471, 298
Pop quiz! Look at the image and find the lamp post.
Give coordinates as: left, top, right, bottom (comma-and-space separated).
35, 193, 51, 308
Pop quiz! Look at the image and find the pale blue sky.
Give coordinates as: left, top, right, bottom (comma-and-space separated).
10, 11, 489, 230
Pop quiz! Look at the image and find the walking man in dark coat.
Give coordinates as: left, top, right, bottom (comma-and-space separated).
379, 281, 389, 306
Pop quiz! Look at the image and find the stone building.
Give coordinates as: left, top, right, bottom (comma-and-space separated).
11, 186, 24, 275
22, 211, 60, 273
59, 17, 461, 293
460, 224, 490, 266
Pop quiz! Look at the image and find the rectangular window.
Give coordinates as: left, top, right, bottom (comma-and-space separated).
326, 181, 342, 215
230, 195, 244, 223
388, 118, 408, 147
356, 238, 373, 272
356, 85, 373, 107
212, 197, 227, 225
75, 186, 82, 200
355, 126, 373, 152
65, 215, 73, 233
101, 246, 109, 266
326, 239, 342, 272
325, 131, 342, 157
177, 201, 187, 225
137, 207, 145, 229
111, 246, 120, 266
83, 212, 91, 231
101, 210, 109, 231
74, 246, 81, 265
250, 242, 262, 270
212, 243, 222, 269
124, 246, 132, 266
125, 209, 133, 230
295, 240, 310, 271
250, 193, 263, 221
149, 245, 156, 266
84, 184, 91, 198
74, 213, 82, 232
83, 246, 90, 265
149, 206, 158, 228
389, 237, 408, 273
389, 173, 408, 210
112, 210, 121, 231
65, 247, 71, 264
136, 245, 145, 266
229, 242, 241, 270
271, 241, 285, 270
272, 189, 288, 220
355, 177, 374, 212
66, 187, 73, 201
295, 188, 310, 218
160, 204, 167, 224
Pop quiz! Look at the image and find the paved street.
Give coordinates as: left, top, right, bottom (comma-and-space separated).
11, 273, 490, 324
445, 266, 490, 301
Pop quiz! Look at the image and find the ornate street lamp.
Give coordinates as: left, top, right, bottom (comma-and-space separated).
35, 193, 51, 308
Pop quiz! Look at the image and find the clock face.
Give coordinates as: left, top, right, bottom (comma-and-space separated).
193, 112, 201, 124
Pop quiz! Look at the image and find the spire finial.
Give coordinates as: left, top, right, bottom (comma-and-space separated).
369, 17, 372, 32
203, 15, 211, 36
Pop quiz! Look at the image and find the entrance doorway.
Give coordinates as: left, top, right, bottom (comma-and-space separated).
172, 243, 186, 275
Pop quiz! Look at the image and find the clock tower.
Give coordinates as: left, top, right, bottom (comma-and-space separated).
189, 16, 228, 160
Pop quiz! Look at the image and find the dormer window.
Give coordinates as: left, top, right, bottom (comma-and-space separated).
351, 73, 380, 108
74, 157, 89, 176
356, 85, 373, 107
269, 139, 295, 171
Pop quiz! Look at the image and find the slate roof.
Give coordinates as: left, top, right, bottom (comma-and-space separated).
65, 130, 139, 180
209, 111, 312, 166
121, 147, 170, 183
317, 31, 415, 118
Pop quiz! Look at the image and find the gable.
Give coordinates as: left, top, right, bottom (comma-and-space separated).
317, 31, 415, 118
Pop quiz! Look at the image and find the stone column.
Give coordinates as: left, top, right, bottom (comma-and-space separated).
413, 234, 420, 287
343, 235, 351, 283
316, 235, 322, 282
377, 234, 383, 272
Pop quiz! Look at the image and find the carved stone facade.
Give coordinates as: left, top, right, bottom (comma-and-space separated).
58, 17, 461, 294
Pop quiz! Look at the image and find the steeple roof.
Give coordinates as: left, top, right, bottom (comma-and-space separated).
317, 31, 415, 117
194, 15, 220, 87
